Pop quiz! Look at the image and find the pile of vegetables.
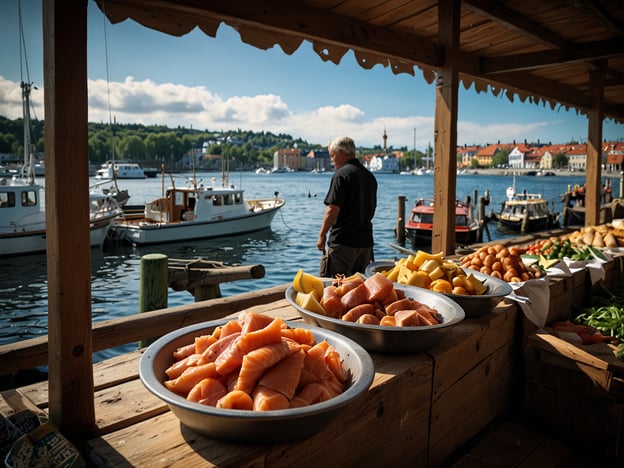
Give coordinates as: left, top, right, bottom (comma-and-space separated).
573, 284, 624, 359
524, 237, 604, 261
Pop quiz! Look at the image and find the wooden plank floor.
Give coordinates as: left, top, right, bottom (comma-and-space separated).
446, 419, 614, 468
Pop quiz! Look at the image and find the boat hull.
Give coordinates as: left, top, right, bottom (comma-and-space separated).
109, 206, 282, 245
0, 222, 113, 257
497, 216, 556, 232
406, 226, 479, 248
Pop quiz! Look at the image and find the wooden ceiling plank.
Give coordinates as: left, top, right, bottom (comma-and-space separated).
572, 0, 624, 37
462, 0, 572, 50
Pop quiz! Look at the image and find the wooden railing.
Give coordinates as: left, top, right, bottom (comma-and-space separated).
0, 266, 289, 376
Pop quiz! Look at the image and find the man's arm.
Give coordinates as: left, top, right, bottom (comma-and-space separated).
317, 204, 340, 253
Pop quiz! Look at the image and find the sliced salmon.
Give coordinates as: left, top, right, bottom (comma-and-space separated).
165, 353, 201, 379
219, 319, 242, 338
364, 273, 394, 303
252, 385, 291, 411
324, 344, 347, 383
335, 277, 364, 296
340, 283, 369, 309
216, 390, 254, 410
239, 310, 275, 334
172, 343, 195, 361
198, 331, 240, 364
164, 362, 219, 395
280, 327, 316, 346
258, 348, 305, 399
385, 298, 416, 316
357, 313, 380, 325
290, 382, 333, 408
341, 303, 376, 322
320, 285, 346, 319
187, 377, 228, 406
236, 317, 284, 354
194, 335, 218, 355
235, 339, 300, 394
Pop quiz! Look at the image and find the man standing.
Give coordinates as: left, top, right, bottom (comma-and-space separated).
317, 136, 378, 277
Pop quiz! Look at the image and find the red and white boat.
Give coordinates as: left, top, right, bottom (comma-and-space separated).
405, 198, 480, 248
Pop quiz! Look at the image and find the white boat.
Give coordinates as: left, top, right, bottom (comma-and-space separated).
496, 184, 559, 233
108, 172, 286, 245
95, 161, 148, 179
0, 82, 122, 257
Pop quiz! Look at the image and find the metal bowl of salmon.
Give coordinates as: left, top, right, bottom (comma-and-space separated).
139, 319, 374, 442
285, 282, 465, 354
365, 262, 513, 318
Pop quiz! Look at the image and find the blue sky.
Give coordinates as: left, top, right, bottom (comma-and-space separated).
0, 0, 621, 149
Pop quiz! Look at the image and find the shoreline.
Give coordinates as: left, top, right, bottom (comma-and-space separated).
472, 168, 622, 179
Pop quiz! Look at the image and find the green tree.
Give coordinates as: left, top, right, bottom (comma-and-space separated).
552, 152, 568, 169
118, 134, 146, 160
492, 149, 510, 168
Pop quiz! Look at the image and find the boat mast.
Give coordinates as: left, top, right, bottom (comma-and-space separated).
18, 0, 35, 184
20, 81, 35, 184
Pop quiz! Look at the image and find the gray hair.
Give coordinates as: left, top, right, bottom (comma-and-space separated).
328, 136, 356, 157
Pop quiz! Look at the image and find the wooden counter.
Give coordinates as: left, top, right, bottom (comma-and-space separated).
2, 298, 519, 467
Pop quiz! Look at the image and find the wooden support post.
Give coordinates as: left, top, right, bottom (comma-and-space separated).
396, 196, 406, 244
432, 0, 460, 256
139, 254, 169, 348
43, 0, 94, 439
585, 60, 605, 227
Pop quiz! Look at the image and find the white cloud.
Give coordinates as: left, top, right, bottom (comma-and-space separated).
0, 75, 608, 149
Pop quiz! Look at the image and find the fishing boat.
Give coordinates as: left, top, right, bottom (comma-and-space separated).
0, 82, 123, 257
95, 161, 149, 179
107, 170, 286, 245
497, 185, 559, 232
405, 198, 480, 247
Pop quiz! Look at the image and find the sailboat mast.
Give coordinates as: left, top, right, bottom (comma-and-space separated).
20, 81, 34, 183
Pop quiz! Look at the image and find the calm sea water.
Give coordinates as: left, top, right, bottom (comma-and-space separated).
0, 170, 592, 362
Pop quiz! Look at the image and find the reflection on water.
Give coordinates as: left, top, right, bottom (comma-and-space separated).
1, 171, 592, 359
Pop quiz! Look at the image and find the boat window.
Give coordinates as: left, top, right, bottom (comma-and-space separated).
213, 196, 222, 206
456, 215, 467, 226
223, 194, 233, 205
421, 214, 433, 224
234, 193, 242, 204
21, 190, 37, 207
0, 191, 15, 208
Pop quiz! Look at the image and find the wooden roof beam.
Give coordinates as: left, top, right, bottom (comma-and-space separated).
480, 38, 622, 73
96, 0, 442, 68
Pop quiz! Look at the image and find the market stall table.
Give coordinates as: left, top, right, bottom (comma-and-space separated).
1, 297, 518, 467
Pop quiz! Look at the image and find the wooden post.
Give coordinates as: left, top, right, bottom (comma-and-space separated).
396, 196, 406, 244
432, 0, 460, 256
44, 0, 94, 438
562, 193, 571, 227
139, 254, 169, 348
585, 60, 605, 226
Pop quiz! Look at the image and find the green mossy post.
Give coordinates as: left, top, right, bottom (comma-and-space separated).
138, 253, 168, 349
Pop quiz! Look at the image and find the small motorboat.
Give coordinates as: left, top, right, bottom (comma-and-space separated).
108, 172, 285, 245
497, 186, 559, 232
95, 161, 149, 179
405, 198, 480, 248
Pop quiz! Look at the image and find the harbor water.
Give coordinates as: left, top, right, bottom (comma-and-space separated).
0, 170, 592, 363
